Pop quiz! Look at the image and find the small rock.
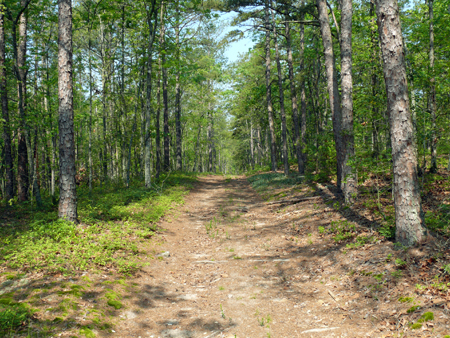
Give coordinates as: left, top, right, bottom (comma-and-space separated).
158, 251, 170, 258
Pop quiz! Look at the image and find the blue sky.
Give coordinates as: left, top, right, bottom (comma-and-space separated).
220, 12, 256, 64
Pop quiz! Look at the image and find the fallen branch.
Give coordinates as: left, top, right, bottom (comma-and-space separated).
266, 196, 321, 205
328, 289, 347, 311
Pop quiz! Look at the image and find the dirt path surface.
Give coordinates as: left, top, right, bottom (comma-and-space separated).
114, 176, 373, 338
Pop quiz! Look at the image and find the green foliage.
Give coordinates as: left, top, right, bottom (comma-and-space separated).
0, 174, 195, 275
326, 220, 356, 242
247, 173, 302, 194
0, 296, 34, 334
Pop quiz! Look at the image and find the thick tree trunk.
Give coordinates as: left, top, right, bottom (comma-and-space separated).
0, 10, 13, 200
58, 0, 77, 222
272, 7, 289, 176
340, 0, 357, 203
264, 0, 276, 172
144, 0, 158, 188
428, 0, 437, 173
375, 0, 426, 245
317, 0, 343, 189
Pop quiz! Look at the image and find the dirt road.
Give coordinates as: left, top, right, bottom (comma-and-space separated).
114, 176, 372, 338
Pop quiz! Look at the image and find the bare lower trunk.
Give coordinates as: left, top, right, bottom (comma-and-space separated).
264, 0, 276, 171
144, 0, 158, 188
340, 0, 357, 203
375, 0, 426, 245
16, 1, 29, 201
58, 0, 77, 222
272, 7, 288, 176
175, 0, 182, 171
286, 18, 304, 174
317, 0, 343, 189
156, 53, 162, 179
429, 0, 437, 173
0, 10, 13, 200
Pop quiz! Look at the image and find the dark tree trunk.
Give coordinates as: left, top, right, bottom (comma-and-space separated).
375, 0, 426, 245
58, 0, 77, 222
0, 10, 13, 200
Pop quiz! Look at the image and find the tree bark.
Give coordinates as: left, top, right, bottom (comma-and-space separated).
271, 7, 288, 176
264, 0, 276, 172
340, 0, 357, 203
286, 17, 304, 174
144, 0, 158, 188
375, 0, 426, 245
15, 0, 29, 201
58, 0, 77, 222
0, 8, 13, 200
175, 0, 182, 171
161, 1, 170, 172
316, 0, 343, 190
428, 0, 437, 173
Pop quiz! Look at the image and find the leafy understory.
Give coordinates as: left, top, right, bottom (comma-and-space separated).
0, 174, 195, 336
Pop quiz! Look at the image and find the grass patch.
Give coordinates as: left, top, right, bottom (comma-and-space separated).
0, 296, 35, 334
247, 173, 302, 196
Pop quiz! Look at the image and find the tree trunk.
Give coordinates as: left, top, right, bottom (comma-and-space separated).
15, 0, 29, 201
0, 9, 13, 200
428, 0, 437, 173
286, 18, 304, 174
264, 0, 276, 172
317, 0, 343, 190
375, 0, 426, 245
144, 0, 158, 188
161, 2, 170, 172
340, 0, 357, 203
271, 7, 288, 176
156, 50, 162, 179
58, 0, 77, 222
175, 0, 182, 171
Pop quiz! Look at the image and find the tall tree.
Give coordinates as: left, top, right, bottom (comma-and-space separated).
144, 0, 158, 188
0, 2, 13, 201
428, 0, 437, 173
264, 0, 276, 172
58, 0, 78, 222
161, 1, 170, 172
375, 0, 426, 245
271, 6, 288, 176
316, 0, 343, 190
340, 0, 357, 203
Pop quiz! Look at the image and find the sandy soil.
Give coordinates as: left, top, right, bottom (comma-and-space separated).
108, 175, 450, 338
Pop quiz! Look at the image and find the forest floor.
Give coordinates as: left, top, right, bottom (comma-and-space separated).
1, 173, 450, 337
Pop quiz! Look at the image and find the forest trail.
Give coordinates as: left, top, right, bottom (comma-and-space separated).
114, 176, 373, 338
